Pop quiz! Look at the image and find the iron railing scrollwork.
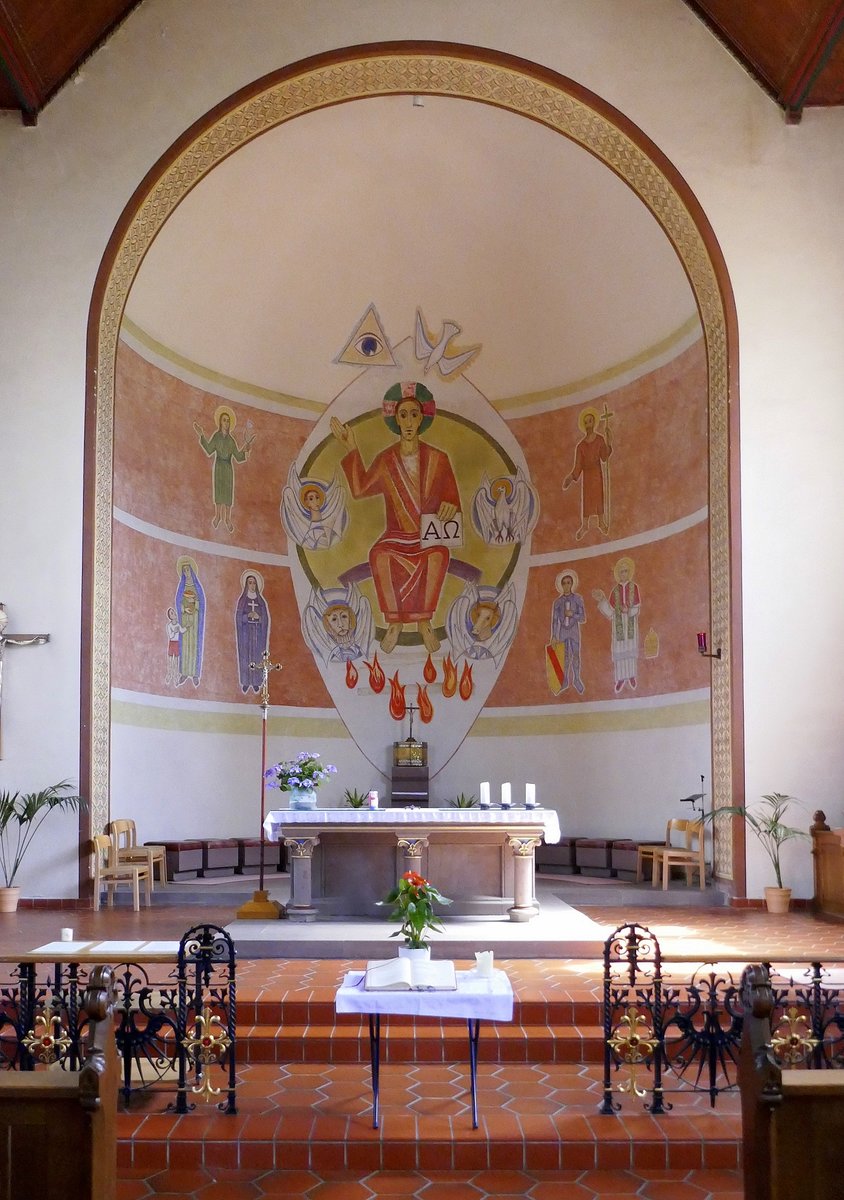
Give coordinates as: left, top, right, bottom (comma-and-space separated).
0, 923, 237, 1114
602, 922, 844, 1113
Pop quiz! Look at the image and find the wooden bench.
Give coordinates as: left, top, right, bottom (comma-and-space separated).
740, 961, 844, 1199
0, 963, 118, 1200
811, 810, 844, 916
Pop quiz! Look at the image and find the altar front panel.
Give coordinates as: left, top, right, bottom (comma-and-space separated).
265, 809, 558, 920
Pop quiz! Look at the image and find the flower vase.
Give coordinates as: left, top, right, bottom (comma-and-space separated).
289, 787, 318, 811
398, 945, 431, 962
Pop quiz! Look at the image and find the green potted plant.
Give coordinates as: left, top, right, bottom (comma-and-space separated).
0, 781, 85, 911
343, 788, 368, 809
448, 793, 478, 808
378, 870, 452, 958
707, 791, 809, 913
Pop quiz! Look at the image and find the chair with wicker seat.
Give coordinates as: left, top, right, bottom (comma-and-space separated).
106, 818, 167, 887
91, 833, 152, 911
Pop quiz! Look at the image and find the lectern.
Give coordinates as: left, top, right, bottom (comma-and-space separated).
390, 739, 429, 807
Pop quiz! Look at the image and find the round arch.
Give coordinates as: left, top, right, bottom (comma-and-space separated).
82, 41, 744, 893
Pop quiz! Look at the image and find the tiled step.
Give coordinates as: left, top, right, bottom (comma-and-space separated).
240, 1020, 606, 1064
116, 1060, 742, 1175
238, 992, 605, 1064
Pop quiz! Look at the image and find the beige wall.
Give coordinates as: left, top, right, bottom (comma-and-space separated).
2, 0, 842, 897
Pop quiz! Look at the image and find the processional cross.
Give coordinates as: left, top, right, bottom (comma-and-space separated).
0, 604, 50, 759
246, 649, 283, 905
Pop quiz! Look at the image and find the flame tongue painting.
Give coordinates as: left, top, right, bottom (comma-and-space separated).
417, 683, 434, 723
423, 653, 437, 684
345, 659, 358, 688
459, 662, 474, 700
442, 654, 458, 698
366, 651, 386, 693
389, 672, 407, 720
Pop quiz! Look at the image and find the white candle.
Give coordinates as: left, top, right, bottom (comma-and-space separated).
525, 783, 536, 808
501, 782, 511, 808
479, 781, 490, 807
475, 950, 494, 978
61, 928, 74, 942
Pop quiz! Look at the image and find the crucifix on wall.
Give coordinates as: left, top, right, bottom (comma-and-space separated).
0, 604, 51, 759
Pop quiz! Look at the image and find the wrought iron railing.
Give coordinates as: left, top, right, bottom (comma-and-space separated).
0, 923, 237, 1114
602, 922, 844, 1114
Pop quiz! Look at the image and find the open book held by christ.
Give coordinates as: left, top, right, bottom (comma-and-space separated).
365, 957, 457, 992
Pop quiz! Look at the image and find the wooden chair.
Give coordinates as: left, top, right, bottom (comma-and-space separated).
636, 822, 674, 883
107, 817, 167, 887
651, 818, 706, 890
91, 833, 151, 911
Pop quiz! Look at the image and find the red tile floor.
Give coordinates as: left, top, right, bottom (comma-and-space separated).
6, 900, 844, 1198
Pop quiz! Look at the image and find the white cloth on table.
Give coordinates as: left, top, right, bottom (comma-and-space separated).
335, 968, 514, 1020
264, 807, 561, 844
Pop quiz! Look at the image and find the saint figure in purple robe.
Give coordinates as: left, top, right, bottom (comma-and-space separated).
235, 571, 270, 693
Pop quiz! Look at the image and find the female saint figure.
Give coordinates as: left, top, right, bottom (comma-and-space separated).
175, 558, 205, 686
235, 572, 270, 692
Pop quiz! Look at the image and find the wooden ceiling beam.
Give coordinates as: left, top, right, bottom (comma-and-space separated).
0, 11, 42, 124
779, 0, 844, 120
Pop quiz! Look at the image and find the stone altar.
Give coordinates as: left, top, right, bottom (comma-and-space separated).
263, 808, 561, 924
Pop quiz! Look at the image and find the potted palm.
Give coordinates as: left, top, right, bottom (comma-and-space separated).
0, 781, 85, 911
708, 792, 809, 913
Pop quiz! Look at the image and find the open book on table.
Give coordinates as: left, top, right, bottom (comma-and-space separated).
365, 957, 457, 992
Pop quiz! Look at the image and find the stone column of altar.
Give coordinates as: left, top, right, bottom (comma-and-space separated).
507, 835, 542, 922
284, 836, 320, 922
396, 835, 429, 880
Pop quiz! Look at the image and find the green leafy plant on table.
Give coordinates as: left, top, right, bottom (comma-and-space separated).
448, 793, 478, 808
0, 781, 85, 889
378, 870, 452, 949
343, 788, 368, 809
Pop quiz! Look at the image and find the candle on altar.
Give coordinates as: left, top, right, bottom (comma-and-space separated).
525, 783, 536, 808
501, 782, 511, 808
479, 781, 491, 807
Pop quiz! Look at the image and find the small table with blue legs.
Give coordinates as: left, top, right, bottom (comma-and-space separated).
335, 967, 514, 1129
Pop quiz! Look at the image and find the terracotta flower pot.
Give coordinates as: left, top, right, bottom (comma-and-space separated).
0, 886, 20, 913
764, 886, 792, 914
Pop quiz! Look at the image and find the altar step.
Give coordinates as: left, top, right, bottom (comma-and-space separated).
116, 1060, 742, 1176
239, 990, 605, 1064
116, 975, 742, 1176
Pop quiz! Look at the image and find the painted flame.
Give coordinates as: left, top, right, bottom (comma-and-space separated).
417, 683, 434, 724
423, 653, 437, 684
365, 652, 386, 694
442, 655, 458, 698
459, 661, 474, 700
345, 659, 358, 689
388, 672, 407, 720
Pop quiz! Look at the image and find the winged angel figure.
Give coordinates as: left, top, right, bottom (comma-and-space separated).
446, 582, 518, 666
281, 466, 348, 550
302, 584, 374, 665
471, 470, 539, 545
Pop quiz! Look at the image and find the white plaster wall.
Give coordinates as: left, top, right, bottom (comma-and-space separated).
2, 0, 842, 897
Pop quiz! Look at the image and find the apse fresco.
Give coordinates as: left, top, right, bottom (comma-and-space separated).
288, 316, 533, 772
110, 303, 710, 777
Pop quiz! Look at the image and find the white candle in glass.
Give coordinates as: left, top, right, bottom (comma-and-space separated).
525, 783, 536, 808
501, 782, 511, 808
479, 781, 491, 807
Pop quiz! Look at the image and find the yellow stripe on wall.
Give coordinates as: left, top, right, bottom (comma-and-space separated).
112, 699, 708, 737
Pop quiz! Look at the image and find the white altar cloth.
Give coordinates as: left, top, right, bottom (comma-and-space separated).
264, 807, 560, 843
335, 967, 514, 1021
